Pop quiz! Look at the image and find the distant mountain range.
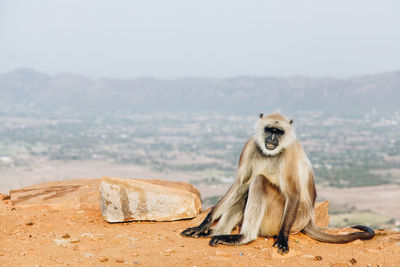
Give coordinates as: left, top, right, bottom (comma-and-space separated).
1, 68, 399, 115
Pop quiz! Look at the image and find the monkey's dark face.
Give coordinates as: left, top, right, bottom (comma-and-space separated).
264, 127, 285, 150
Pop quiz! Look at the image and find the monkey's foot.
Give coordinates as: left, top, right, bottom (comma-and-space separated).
180, 227, 213, 238
209, 234, 244, 247
273, 234, 289, 254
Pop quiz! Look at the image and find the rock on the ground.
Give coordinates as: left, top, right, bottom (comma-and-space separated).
100, 177, 201, 222
10, 179, 101, 211
314, 201, 330, 228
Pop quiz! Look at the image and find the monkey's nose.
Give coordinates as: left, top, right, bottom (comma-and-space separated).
272, 134, 276, 141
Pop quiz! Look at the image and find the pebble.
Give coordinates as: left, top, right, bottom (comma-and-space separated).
25, 222, 34, 226
314, 256, 323, 261
81, 233, 94, 238
53, 239, 70, 247
133, 261, 139, 264
301, 255, 314, 259
99, 257, 108, 262
132, 252, 139, 257
116, 258, 125, 263
84, 253, 94, 258
349, 258, 357, 265
62, 233, 70, 239
70, 238, 80, 243
239, 252, 244, 256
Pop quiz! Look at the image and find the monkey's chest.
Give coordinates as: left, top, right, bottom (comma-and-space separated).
253, 164, 282, 187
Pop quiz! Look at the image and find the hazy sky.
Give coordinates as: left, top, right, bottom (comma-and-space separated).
0, 0, 399, 79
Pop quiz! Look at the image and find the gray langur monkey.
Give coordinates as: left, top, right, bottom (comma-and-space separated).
181, 113, 374, 254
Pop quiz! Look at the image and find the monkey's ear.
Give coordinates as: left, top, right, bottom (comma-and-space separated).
259, 113, 263, 119
289, 119, 293, 125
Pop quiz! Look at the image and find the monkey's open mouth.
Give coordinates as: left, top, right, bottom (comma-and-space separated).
265, 143, 277, 150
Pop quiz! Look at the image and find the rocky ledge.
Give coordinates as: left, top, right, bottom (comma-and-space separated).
1, 178, 399, 266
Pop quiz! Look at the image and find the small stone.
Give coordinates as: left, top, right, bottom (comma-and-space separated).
165, 249, 174, 253
25, 222, 33, 226
349, 258, 357, 265
215, 251, 230, 257
132, 252, 139, 257
81, 233, 94, 238
116, 258, 124, 263
239, 252, 244, 256
99, 257, 108, 262
133, 261, 139, 265
315, 256, 323, 261
53, 239, 70, 247
301, 255, 314, 259
20, 252, 26, 256
62, 233, 70, 239
70, 238, 80, 243
84, 253, 94, 258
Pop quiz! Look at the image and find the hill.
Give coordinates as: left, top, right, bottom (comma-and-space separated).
1, 68, 400, 115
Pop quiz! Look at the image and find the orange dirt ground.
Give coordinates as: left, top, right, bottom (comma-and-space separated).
0, 188, 400, 267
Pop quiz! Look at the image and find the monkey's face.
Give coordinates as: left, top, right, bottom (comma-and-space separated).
264, 127, 285, 151
254, 113, 296, 156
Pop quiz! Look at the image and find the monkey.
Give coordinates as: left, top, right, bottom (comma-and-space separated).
181, 113, 374, 254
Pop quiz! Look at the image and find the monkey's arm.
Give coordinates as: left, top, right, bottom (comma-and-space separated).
273, 181, 300, 254
181, 180, 248, 238
180, 208, 215, 237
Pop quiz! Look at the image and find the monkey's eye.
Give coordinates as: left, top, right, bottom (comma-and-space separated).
264, 127, 285, 135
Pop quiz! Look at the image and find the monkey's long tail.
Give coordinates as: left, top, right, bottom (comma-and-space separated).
301, 222, 375, 244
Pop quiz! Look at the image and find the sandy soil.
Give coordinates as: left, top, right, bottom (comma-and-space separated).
1, 191, 399, 267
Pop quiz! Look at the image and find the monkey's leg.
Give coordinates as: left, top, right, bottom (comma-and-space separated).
273, 194, 300, 254
209, 175, 267, 246
212, 191, 247, 236
181, 180, 248, 238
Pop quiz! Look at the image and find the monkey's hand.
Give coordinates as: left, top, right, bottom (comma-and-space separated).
181, 227, 213, 238
273, 234, 289, 254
